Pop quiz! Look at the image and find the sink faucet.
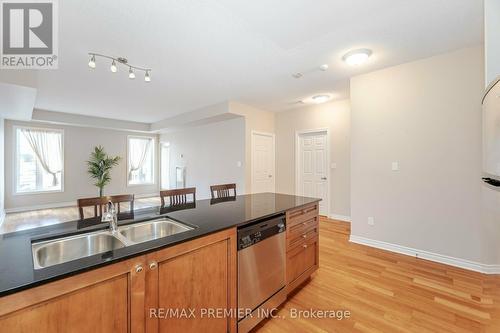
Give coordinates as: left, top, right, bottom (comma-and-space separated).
102, 201, 118, 232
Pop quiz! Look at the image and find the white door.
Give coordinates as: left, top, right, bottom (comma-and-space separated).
297, 131, 328, 215
252, 132, 275, 193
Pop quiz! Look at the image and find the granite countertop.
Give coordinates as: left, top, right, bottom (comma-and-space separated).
0, 193, 320, 297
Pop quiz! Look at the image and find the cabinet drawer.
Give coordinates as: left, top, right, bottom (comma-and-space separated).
287, 223, 318, 251
287, 216, 318, 240
286, 236, 318, 285
287, 203, 319, 228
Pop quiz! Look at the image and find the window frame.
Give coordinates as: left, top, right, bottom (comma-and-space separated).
126, 135, 156, 187
13, 125, 65, 196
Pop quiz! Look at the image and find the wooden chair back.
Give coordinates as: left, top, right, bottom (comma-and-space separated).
77, 196, 109, 220
109, 194, 135, 214
210, 183, 236, 199
160, 188, 196, 207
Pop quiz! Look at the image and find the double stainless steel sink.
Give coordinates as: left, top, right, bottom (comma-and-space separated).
32, 218, 194, 269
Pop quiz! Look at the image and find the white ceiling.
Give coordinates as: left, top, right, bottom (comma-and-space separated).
12, 0, 484, 122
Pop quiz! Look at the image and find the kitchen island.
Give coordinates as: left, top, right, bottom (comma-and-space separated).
0, 193, 320, 332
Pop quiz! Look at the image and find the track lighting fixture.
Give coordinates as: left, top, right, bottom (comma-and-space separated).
88, 53, 151, 82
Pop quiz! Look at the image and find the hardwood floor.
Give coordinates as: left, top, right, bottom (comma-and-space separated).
0, 197, 161, 234
254, 217, 500, 333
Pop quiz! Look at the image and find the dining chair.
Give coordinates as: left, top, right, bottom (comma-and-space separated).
109, 194, 135, 214
210, 183, 236, 199
77, 196, 109, 220
160, 187, 197, 206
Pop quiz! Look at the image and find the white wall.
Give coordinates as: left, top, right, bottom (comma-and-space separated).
229, 102, 276, 193
4, 120, 159, 210
275, 100, 351, 218
160, 117, 245, 200
485, 0, 500, 85
0, 118, 4, 220
350, 46, 487, 264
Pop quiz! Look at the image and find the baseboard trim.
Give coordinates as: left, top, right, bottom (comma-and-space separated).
329, 214, 351, 222
349, 235, 500, 275
5, 201, 75, 213
5, 193, 159, 214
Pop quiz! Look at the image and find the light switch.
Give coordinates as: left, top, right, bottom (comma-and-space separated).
368, 216, 375, 226
330, 163, 337, 169
391, 162, 399, 171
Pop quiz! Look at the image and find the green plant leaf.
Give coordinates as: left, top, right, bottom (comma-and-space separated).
86, 145, 121, 194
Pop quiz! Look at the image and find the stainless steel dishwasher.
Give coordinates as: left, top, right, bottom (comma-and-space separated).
238, 214, 286, 333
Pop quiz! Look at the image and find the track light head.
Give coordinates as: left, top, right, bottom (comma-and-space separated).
88, 54, 96, 68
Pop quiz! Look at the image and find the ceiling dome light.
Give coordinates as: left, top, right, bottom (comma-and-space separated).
144, 70, 151, 82
312, 94, 332, 104
88, 54, 96, 68
110, 60, 117, 73
342, 48, 372, 66
128, 67, 135, 79
301, 93, 334, 104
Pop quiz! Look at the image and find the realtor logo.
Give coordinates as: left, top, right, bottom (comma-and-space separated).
1, 0, 58, 69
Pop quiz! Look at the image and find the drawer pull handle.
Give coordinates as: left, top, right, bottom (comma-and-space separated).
135, 265, 143, 273
303, 222, 307, 226
303, 244, 308, 248
302, 235, 307, 239
149, 262, 158, 270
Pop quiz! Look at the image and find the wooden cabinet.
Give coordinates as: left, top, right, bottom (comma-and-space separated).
0, 255, 146, 333
145, 228, 237, 333
0, 228, 236, 333
285, 202, 319, 294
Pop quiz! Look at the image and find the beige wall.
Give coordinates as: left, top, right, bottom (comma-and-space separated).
4, 120, 159, 210
229, 102, 275, 193
275, 100, 351, 217
160, 118, 246, 199
350, 46, 487, 263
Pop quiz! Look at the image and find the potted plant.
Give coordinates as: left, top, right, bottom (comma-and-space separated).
87, 145, 121, 197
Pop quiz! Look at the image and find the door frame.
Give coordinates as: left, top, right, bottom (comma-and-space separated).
295, 128, 330, 216
251, 131, 276, 193
159, 142, 170, 190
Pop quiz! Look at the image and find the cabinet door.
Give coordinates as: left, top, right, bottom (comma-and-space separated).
0, 256, 146, 333
145, 228, 237, 333
286, 236, 319, 294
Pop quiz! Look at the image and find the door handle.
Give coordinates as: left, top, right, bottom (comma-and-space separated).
321, 177, 327, 180
268, 175, 273, 178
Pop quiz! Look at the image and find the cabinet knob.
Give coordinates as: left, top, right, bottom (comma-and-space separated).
303, 244, 308, 248
149, 262, 158, 270
135, 265, 143, 273
302, 234, 307, 239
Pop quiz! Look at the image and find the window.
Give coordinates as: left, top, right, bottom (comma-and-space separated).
160, 142, 170, 189
128, 136, 155, 185
15, 127, 64, 194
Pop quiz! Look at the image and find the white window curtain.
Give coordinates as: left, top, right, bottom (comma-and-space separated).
128, 138, 152, 180
21, 128, 63, 186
